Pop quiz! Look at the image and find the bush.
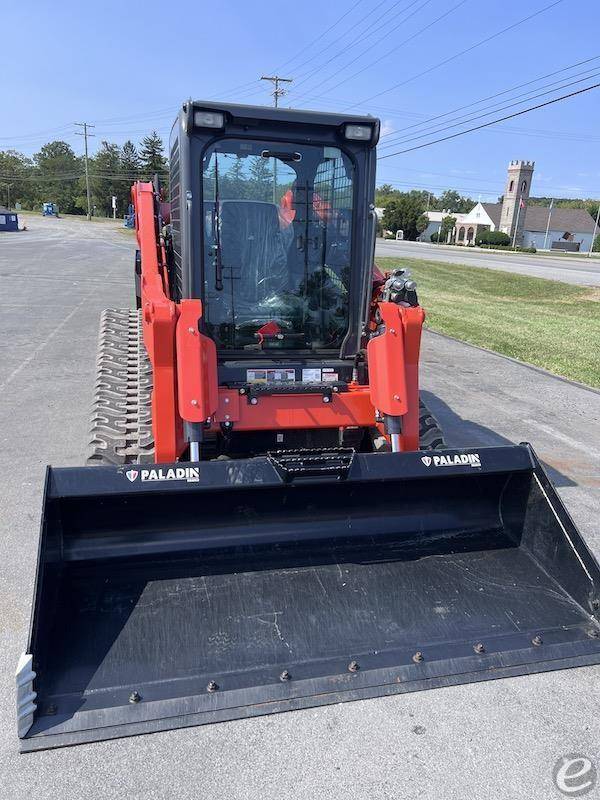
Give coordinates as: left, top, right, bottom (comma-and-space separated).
475, 230, 511, 247
593, 233, 600, 253
430, 232, 439, 243
476, 242, 537, 253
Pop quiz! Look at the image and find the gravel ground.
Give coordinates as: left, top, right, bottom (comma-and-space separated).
1, 216, 598, 799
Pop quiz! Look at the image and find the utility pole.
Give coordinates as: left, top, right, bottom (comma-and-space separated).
260, 75, 293, 108
512, 195, 523, 249
543, 198, 554, 251
75, 122, 95, 220
260, 75, 292, 202
588, 203, 600, 258
2, 183, 13, 210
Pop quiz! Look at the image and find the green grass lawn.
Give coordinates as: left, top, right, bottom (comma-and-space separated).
378, 257, 600, 388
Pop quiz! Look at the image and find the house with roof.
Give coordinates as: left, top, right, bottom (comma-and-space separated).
418, 210, 457, 243
419, 160, 598, 251
453, 201, 597, 252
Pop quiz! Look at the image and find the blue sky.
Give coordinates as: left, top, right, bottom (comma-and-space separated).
2, 0, 599, 200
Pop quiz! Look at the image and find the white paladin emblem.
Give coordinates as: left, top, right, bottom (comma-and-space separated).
125, 470, 139, 482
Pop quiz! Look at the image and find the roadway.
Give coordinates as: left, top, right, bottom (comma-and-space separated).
376, 238, 600, 286
1, 216, 599, 799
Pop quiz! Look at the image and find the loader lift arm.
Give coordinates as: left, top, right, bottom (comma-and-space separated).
133, 180, 424, 461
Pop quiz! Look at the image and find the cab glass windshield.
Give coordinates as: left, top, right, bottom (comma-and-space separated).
201, 138, 354, 351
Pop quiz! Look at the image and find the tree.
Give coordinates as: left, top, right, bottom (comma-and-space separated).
121, 140, 141, 175
34, 141, 82, 214
587, 202, 599, 224
441, 215, 456, 242
0, 149, 35, 208
112, 140, 143, 215
431, 215, 457, 243
433, 189, 474, 213
248, 156, 273, 202
382, 193, 428, 240
224, 157, 247, 199
476, 230, 511, 247
89, 141, 123, 216
375, 184, 398, 206
140, 131, 167, 175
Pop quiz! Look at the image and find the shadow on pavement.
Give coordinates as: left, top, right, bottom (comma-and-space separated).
421, 390, 576, 488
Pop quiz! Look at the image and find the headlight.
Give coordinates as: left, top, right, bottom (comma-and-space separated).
344, 124, 373, 141
193, 110, 225, 129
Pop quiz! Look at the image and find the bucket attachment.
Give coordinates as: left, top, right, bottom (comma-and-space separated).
19, 445, 600, 751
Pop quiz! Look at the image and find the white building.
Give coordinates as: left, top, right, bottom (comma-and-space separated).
417, 161, 598, 251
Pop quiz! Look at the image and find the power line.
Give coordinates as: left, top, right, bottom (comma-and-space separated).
376, 164, 600, 194
491, 124, 600, 143
233, 0, 401, 109
377, 81, 600, 158
380, 54, 600, 139
289, 0, 420, 92
375, 178, 500, 195
0, 172, 168, 183
346, 0, 566, 109
0, 124, 73, 143
295, 0, 467, 103
268, 0, 366, 74
292, 0, 435, 101
378, 69, 600, 150
207, 0, 374, 103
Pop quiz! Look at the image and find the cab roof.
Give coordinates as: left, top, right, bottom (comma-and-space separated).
188, 99, 379, 129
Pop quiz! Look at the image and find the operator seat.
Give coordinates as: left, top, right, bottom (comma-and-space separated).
219, 200, 288, 303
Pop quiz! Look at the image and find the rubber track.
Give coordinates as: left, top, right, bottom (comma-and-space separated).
87, 309, 155, 465
419, 399, 446, 450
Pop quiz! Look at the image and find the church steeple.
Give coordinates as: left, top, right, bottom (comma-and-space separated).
500, 160, 534, 246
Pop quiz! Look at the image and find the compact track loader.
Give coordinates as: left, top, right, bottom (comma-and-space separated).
18, 101, 600, 751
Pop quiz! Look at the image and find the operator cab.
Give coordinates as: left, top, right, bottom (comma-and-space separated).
202, 140, 353, 353
168, 101, 379, 371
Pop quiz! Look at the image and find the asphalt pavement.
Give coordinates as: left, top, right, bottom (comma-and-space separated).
376, 238, 600, 286
1, 216, 599, 799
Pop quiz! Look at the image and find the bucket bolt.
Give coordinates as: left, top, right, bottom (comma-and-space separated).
473, 643, 485, 654
412, 651, 424, 663
44, 703, 57, 716
128, 691, 142, 704
207, 680, 219, 693
531, 635, 543, 647
348, 661, 360, 672
279, 670, 291, 682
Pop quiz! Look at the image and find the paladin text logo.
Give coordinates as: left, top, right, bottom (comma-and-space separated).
124, 467, 200, 483
421, 453, 481, 468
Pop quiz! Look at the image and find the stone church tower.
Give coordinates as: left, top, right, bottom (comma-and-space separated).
500, 160, 534, 246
